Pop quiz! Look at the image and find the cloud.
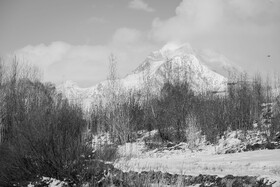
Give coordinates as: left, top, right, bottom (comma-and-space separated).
15, 28, 156, 87
112, 28, 142, 44
13, 0, 280, 86
109, 28, 155, 70
15, 42, 110, 86
151, 0, 280, 43
128, 0, 155, 12
150, 0, 280, 73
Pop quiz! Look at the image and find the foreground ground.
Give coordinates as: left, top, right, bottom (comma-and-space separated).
28, 130, 280, 186
113, 131, 280, 186
115, 147, 280, 182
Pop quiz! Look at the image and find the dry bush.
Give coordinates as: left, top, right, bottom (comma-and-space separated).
0, 59, 89, 186
185, 116, 201, 151
94, 144, 119, 161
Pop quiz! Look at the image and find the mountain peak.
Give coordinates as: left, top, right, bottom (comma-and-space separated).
159, 42, 194, 58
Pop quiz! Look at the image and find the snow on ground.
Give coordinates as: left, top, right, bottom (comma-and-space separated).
115, 148, 280, 176
28, 177, 67, 187
114, 130, 280, 186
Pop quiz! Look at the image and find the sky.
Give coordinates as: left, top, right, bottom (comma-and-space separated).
0, 0, 279, 87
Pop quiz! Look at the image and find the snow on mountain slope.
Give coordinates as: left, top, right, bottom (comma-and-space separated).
57, 43, 236, 108
57, 80, 100, 109
125, 43, 228, 92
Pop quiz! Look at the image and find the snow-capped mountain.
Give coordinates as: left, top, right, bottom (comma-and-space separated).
57, 43, 239, 108
122, 43, 229, 92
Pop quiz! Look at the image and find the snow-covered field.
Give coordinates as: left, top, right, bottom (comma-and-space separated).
27, 130, 280, 186
114, 131, 280, 186
115, 147, 280, 177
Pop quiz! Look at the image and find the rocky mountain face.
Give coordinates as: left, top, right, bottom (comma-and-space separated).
57, 43, 239, 108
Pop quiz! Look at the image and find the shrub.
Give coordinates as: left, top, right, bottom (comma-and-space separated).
0, 77, 89, 186
94, 144, 119, 162
151, 81, 194, 142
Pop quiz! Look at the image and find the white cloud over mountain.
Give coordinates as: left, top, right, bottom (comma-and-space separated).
15, 42, 110, 86
150, 0, 280, 73
13, 0, 280, 86
128, 0, 155, 12
151, 0, 280, 43
14, 28, 156, 87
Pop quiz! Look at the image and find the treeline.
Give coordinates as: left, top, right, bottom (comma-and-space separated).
90, 60, 280, 146
0, 59, 89, 185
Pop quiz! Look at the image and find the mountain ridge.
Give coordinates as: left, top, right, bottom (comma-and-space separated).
57, 43, 239, 108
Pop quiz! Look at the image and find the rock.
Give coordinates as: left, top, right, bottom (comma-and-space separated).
166, 142, 176, 148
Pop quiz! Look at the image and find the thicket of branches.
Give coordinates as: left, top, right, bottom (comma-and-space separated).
90, 58, 280, 146
0, 59, 89, 186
